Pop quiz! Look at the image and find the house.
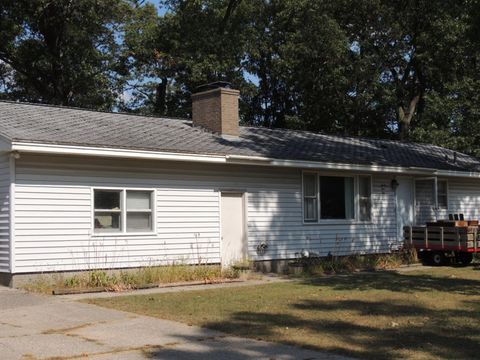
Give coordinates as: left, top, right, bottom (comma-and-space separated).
1, 83, 480, 285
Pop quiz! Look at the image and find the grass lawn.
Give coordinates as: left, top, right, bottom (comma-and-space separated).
86, 267, 480, 359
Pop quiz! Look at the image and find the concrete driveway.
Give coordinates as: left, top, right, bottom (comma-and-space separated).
0, 285, 353, 360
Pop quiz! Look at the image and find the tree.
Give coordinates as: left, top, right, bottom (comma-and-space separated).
121, 0, 255, 117
337, 0, 479, 141
0, 0, 134, 109
2, 0, 480, 156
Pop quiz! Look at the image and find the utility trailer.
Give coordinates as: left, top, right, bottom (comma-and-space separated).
404, 221, 480, 266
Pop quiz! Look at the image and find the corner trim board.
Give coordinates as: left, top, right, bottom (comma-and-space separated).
9, 155, 15, 273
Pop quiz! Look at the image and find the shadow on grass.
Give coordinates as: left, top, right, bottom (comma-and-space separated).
301, 270, 480, 296
147, 271, 480, 360
199, 303, 479, 360
144, 304, 479, 360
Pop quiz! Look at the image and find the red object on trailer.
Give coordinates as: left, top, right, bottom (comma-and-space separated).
404, 222, 479, 266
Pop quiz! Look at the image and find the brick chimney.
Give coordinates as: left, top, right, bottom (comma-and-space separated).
192, 82, 240, 136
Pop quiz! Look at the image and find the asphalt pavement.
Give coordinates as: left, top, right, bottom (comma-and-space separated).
0, 284, 354, 360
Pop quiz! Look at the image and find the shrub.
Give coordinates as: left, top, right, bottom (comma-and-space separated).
22, 264, 239, 294
88, 270, 112, 288
290, 248, 417, 276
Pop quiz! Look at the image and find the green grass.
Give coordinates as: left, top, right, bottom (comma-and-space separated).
87, 266, 480, 360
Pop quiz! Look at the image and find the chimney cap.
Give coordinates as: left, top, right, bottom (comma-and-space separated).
195, 81, 232, 93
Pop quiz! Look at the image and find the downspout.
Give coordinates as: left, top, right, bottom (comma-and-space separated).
434, 176, 438, 221
8, 151, 18, 277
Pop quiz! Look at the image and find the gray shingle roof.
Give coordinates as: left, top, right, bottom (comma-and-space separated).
0, 100, 479, 172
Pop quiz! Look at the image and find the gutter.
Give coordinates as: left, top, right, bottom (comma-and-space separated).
435, 169, 480, 178
11, 142, 226, 164
225, 154, 437, 176
10, 141, 480, 178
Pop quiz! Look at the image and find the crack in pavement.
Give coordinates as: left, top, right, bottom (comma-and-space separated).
41, 320, 109, 335
0, 320, 22, 328
23, 334, 233, 360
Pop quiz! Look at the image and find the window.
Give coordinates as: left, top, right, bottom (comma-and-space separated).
437, 180, 448, 209
94, 189, 154, 233
126, 191, 152, 231
415, 179, 448, 209
358, 176, 372, 221
303, 173, 318, 222
302, 173, 360, 222
94, 190, 121, 232
320, 176, 354, 220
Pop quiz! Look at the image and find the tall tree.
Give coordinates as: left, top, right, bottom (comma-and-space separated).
2, 0, 480, 155
336, 0, 479, 141
0, 0, 134, 109
243, 0, 350, 130
122, 0, 255, 117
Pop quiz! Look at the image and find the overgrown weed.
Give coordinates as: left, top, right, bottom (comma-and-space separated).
22, 264, 238, 294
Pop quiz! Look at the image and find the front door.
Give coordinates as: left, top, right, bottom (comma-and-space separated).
396, 177, 414, 241
220, 193, 246, 266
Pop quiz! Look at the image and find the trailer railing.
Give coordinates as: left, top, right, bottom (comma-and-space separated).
404, 225, 480, 252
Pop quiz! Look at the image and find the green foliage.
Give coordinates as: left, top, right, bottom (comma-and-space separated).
120, 0, 480, 154
0, 0, 134, 109
2, 0, 480, 154
63, 276, 81, 288
88, 270, 113, 288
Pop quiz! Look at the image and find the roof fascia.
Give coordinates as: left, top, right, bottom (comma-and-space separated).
435, 170, 480, 178
225, 154, 436, 175
11, 141, 480, 178
11, 142, 226, 164
227, 155, 480, 178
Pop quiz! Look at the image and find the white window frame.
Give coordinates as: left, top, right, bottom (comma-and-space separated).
91, 187, 156, 236
357, 175, 373, 222
302, 172, 319, 223
302, 171, 373, 225
414, 177, 449, 211
436, 179, 448, 209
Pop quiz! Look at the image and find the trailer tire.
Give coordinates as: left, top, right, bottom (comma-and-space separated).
430, 252, 447, 266
455, 252, 473, 266
418, 251, 432, 266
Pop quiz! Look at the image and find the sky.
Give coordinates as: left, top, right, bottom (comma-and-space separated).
147, 0, 169, 16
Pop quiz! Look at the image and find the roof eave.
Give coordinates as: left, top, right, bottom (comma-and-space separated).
10, 141, 480, 178
11, 141, 226, 164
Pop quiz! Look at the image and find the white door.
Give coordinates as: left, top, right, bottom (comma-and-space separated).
396, 177, 414, 241
221, 193, 246, 266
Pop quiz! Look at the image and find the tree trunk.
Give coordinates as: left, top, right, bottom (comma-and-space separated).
398, 93, 420, 141
154, 77, 167, 115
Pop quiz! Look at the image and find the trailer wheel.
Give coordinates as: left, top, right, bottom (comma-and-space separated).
455, 252, 473, 266
430, 252, 447, 266
418, 251, 432, 266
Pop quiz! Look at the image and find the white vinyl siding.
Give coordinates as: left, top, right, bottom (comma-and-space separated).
12, 154, 400, 273
0, 153, 10, 272
438, 179, 480, 220
250, 174, 398, 258
9, 154, 480, 274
